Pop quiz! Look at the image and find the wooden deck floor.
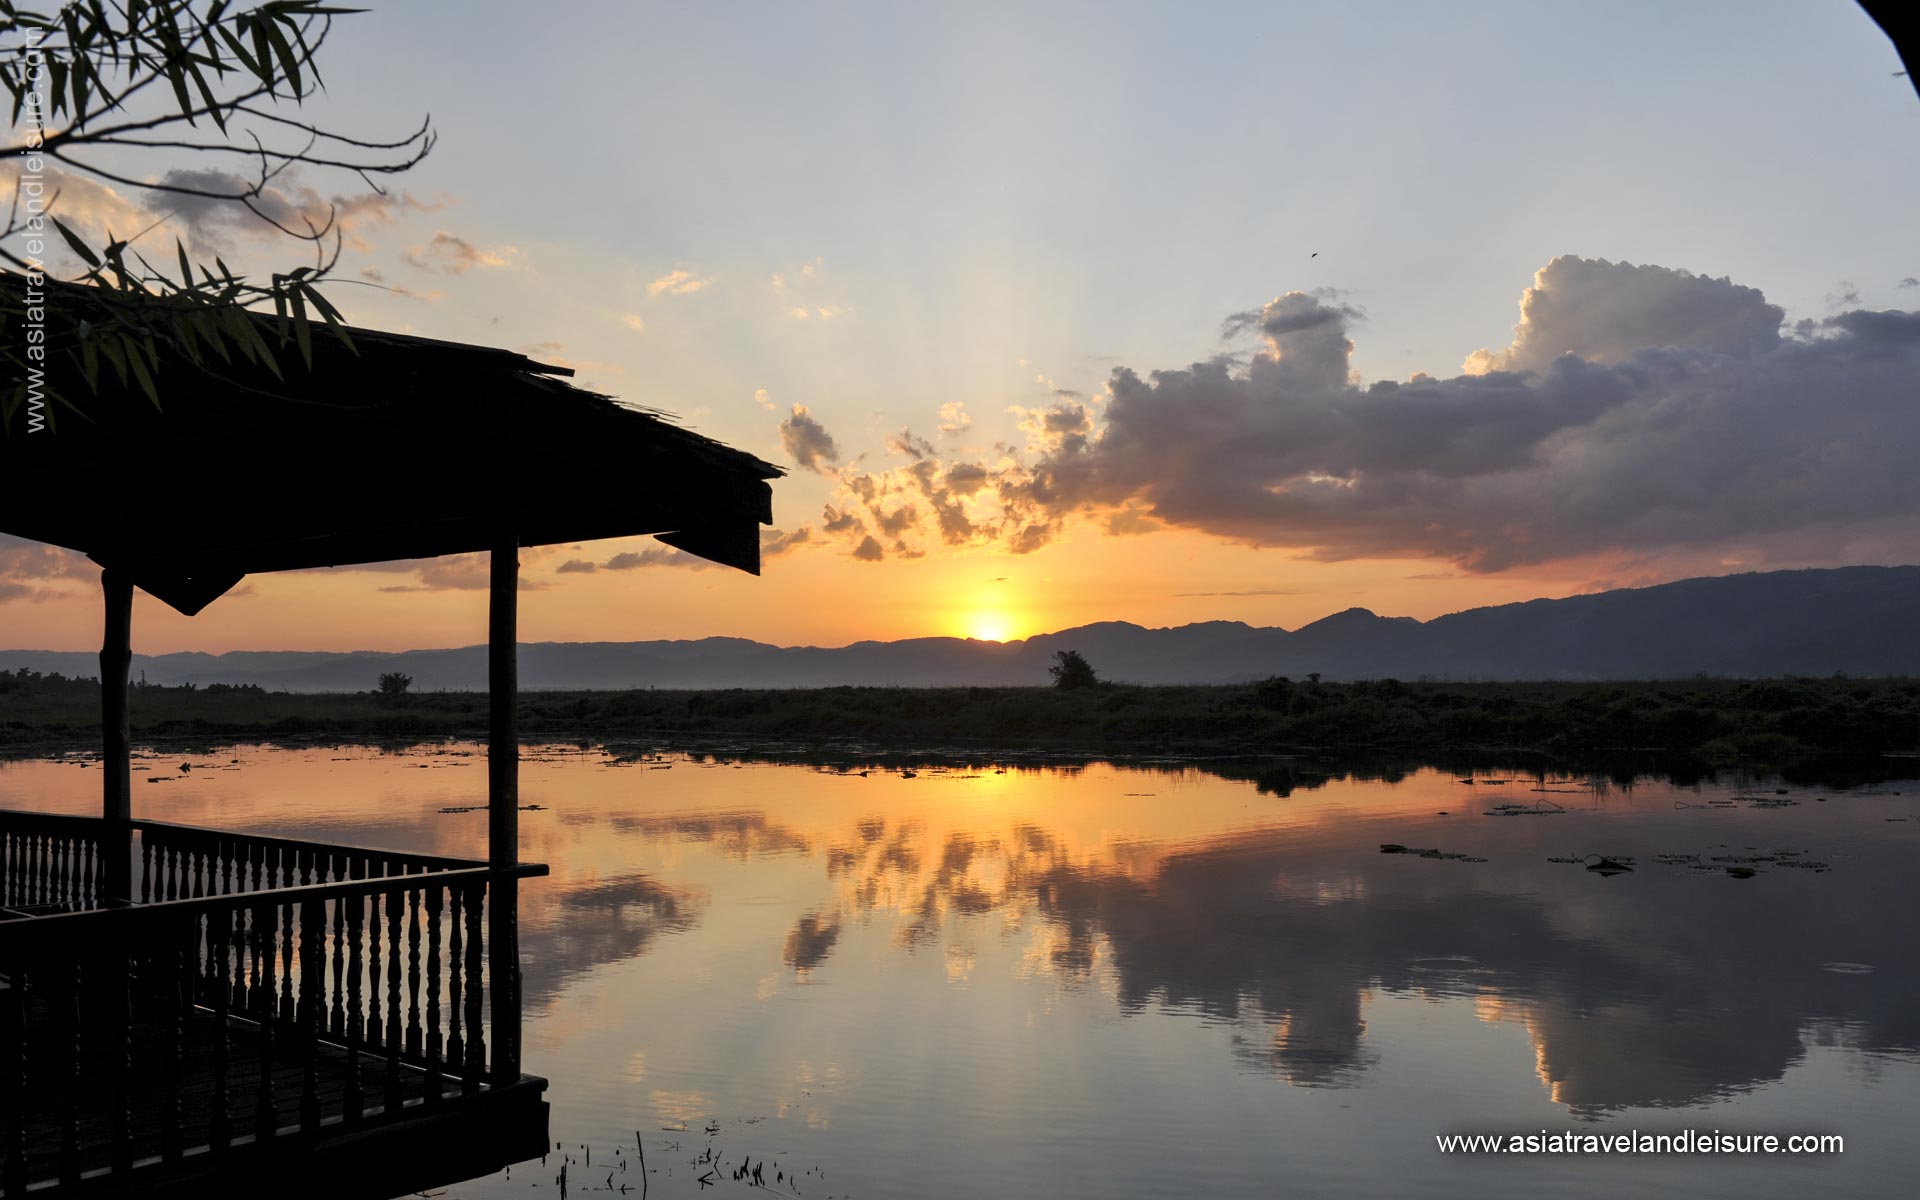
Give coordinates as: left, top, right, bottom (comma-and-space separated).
8, 995, 546, 1197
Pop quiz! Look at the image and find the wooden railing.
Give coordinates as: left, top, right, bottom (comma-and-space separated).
0, 813, 109, 914
0, 812, 483, 915
0, 816, 543, 1195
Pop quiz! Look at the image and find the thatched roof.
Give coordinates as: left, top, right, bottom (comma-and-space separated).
0, 276, 783, 613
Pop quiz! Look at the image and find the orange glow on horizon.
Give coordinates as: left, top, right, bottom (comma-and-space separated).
0, 523, 1749, 655
963, 610, 1017, 643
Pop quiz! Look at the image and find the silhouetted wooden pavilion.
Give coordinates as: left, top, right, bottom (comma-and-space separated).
0, 278, 781, 1197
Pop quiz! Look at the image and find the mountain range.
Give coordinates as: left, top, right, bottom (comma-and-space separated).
5, 566, 1919, 691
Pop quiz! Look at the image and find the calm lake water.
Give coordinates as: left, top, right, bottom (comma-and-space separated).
4, 743, 1918, 1198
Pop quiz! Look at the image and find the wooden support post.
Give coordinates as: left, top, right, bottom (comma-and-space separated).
101, 568, 133, 900
488, 532, 518, 865
487, 531, 522, 1082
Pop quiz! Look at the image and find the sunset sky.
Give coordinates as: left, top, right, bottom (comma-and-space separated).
4, 0, 1918, 653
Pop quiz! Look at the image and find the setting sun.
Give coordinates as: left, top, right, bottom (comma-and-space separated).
965, 611, 1018, 642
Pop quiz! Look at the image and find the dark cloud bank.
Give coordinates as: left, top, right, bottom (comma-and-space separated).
796, 256, 1920, 571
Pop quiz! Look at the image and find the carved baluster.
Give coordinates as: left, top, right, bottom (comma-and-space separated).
463, 881, 486, 1091
425, 884, 445, 1102
385, 888, 404, 1112
447, 886, 465, 1084
366, 873, 384, 1050
231, 905, 250, 1012
330, 854, 346, 1037
345, 892, 365, 1123
299, 900, 322, 1133
407, 881, 424, 1058
280, 852, 296, 1025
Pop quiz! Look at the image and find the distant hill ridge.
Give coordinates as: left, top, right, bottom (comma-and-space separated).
5, 566, 1919, 691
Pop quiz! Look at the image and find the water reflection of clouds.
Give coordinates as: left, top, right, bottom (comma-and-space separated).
607, 809, 813, 859
611, 798, 1918, 1116
518, 872, 706, 1006
25, 747, 1909, 1123
783, 912, 841, 973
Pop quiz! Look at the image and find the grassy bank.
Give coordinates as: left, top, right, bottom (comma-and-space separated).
4, 670, 1918, 771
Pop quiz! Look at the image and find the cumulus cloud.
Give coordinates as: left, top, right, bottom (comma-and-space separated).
2, 168, 435, 268
1463, 257, 1782, 374
602, 547, 685, 571
779, 403, 841, 473
0, 536, 93, 602
648, 269, 708, 297
887, 430, 935, 460
1, 170, 146, 247
401, 231, 520, 274
376, 553, 548, 592
148, 169, 440, 251
938, 401, 972, 435
760, 527, 813, 558
811, 255, 1920, 575
575, 528, 814, 574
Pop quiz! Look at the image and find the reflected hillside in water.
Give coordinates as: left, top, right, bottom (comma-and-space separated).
3, 741, 1916, 1128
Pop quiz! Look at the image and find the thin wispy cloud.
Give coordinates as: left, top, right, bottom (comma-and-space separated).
648, 269, 708, 297
359, 267, 445, 302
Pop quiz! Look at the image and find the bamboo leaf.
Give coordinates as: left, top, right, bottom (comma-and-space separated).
50, 218, 100, 268
185, 56, 224, 130
124, 336, 161, 408
95, 332, 128, 385
216, 26, 260, 76
46, 56, 66, 116
289, 285, 312, 365
263, 18, 301, 96
302, 282, 355, 352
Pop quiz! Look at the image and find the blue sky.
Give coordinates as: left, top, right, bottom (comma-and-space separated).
308, 2, 1918, 471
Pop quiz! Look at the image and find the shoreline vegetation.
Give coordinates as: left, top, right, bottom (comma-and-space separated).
3, 669, 1918, 782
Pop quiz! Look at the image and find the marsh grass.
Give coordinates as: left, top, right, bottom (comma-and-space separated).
4, 670, 1917, 775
